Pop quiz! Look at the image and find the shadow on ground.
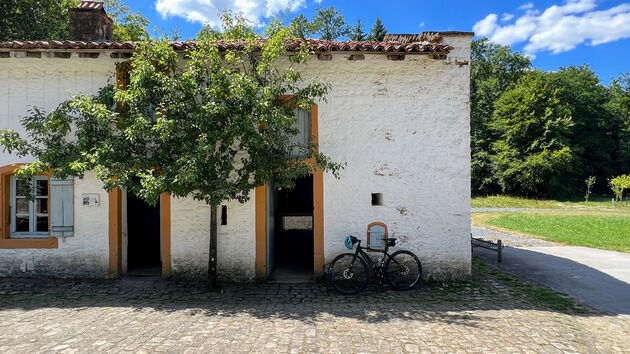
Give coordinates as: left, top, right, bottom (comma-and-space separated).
475, 246, 630, 318
0, 258, 610, 327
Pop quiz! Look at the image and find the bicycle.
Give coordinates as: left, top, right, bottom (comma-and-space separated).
327, 235, 422, 294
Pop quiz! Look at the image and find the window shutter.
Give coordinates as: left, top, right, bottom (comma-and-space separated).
289, 109, 312, 157
50, 177, 74, 237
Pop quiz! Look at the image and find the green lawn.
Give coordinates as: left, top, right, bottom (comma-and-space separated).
475, 211, 630, 253
472, 194, 623, 209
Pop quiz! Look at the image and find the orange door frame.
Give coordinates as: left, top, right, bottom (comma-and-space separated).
108, 191, 171, 279
255, 105, 324, 279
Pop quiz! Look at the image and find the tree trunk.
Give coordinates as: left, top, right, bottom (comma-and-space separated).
207, 204, 218, 289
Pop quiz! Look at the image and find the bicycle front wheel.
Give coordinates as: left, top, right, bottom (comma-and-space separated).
384, 250, 422, 290
327, 253, 369, 295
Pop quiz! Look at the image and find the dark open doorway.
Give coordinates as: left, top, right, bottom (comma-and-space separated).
268, 175, 314, 282
126, 190, 161, 276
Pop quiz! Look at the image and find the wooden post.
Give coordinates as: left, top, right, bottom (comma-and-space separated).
497, 239, 502, 263
207, 204, 218, 289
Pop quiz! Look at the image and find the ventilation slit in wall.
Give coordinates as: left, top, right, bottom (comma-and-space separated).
221, 205, 227, 225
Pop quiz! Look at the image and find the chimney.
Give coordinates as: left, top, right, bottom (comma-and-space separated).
69, 1, 113, 41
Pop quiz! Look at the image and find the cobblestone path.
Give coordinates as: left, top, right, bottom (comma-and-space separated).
1, 267, 629, 353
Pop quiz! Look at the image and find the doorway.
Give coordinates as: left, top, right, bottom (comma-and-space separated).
268, 175, 314, 282
126, 190, 161, 276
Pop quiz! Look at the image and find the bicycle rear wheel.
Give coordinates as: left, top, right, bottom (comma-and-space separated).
384, 250, 422, 290
327, 253, 369, 295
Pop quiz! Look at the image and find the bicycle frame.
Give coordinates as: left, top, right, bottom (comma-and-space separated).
349, 239, 392, 274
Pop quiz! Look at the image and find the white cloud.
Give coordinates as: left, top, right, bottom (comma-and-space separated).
155, 0, 306, 27
419, 21, 425, 27
501, 13, 514, 21
473, 0, 630, 56
518, 2, 534, 11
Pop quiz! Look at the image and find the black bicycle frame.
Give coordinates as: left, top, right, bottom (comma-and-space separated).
350, 240, 390, 273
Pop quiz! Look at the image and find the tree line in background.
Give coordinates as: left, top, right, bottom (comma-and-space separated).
472, 38, 630, 199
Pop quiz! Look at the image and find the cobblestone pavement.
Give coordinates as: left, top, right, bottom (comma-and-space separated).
472, 226, 557, 247
1, 267, 630, 353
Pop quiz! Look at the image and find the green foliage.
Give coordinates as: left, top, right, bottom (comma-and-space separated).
367, 17, 387, 41
0, 0, 148, 41
609, 174, 630, 201
585, 176, 596, 202
0, 12, 343, 208
0, 0, 78, 40
491, 71, 574, 197
310, 6, 347, 40
348, 18, 366, 41
290, 14, 311, 39
470, 38, 531, 194
103, 0, 149, 41
606, 73, 630, 174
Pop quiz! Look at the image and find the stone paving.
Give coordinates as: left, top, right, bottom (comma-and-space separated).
1, 266, 630, 353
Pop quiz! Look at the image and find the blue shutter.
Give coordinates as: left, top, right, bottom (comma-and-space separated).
50, 177, 74, 237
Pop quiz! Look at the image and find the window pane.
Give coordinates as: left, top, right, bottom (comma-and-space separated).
16, 198, 29, 215
36, 199, 48, 214
36, 179, 48, 196
36, 216, 48, 232
15, 179, 28, 197
15, 216, 29, 232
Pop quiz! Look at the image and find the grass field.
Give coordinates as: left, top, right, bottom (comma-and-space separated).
472, 194, 626, 209
473, 211, 630, 253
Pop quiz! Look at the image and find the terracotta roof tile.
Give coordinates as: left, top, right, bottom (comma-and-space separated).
0, 39, 453, 54
76, 1, 105, 11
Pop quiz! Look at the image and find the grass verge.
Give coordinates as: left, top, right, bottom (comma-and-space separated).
473, 211, 630, 252
472, 194, 627, 209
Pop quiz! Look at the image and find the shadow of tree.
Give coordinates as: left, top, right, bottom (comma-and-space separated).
0, 258, 609, 327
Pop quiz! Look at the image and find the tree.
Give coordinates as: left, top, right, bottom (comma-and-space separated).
609, 174, 630, 202
470, 38, 531, 195
310, 6, 347, 40
0, 12, 343, 288
290, 14, 311, 39
103, 0, 150, 41
0, 0, 149, 41
367, 17, 387, 41
0, 0, 78, 40
545, 65, 614, 193
606, 73, 630, 175
585, 176, 595, 202
349, 18, 366, 41
491, 71, 574, 197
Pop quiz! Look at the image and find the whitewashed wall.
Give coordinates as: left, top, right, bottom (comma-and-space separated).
311, 35, 472, 279
0, 54, 115, 277
172, 34, 472, 280
0, 34, 471, 280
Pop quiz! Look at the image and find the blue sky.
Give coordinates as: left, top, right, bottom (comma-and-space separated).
127, 0, 630, 84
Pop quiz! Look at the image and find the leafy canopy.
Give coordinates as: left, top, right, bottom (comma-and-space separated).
349, 18, 366, 41
0, 0, 78, 41
0, 12, 343, 206
491, 71, 574, 197
310, 6, 348, 41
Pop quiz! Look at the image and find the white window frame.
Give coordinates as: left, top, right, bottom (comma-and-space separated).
10, 176, 49, 238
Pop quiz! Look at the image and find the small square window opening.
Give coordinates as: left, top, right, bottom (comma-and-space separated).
371, 193, 383, 206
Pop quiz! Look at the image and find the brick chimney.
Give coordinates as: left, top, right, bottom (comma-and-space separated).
69, 1, 113, 41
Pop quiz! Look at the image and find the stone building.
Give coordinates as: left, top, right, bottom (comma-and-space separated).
0, 1, 473, 281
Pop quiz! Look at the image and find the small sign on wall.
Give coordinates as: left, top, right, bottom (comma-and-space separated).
82, 193, 100, 206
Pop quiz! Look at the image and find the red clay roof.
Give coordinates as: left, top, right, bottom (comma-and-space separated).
0, 39, 453, 54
